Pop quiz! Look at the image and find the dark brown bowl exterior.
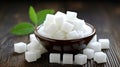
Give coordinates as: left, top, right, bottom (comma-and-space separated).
34, 23, 96, 54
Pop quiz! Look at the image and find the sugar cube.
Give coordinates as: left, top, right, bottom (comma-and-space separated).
94, 52, 107, 63
55, 15, 64, 28
55, 11, 66, 18
25, 51, 37, 62
73, 18, 85, 31
89, 34, 97, 43
27, 42, 41, 51
27, 41, 47, 54
49, 53, 61, 63
44, 22, 59, 36
87, 42, 101, 52
37, 26, 51, 38
66, 11, 77, 21
66, 30, 79, 39
83, 25, 92, 36
52, 30, 65, 40
29, 34, 39, 43
61, 22, 74, 33
45, 14, 55, 22
74, 54, 87, 65
14, 42, 26, 53
62, 54, 73, 64
83, 48, 94, 59
98, 39, 110, 49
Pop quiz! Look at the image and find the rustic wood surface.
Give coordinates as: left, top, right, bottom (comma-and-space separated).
0, 1, 120, 67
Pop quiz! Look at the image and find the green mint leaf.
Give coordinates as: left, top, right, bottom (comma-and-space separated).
29, 6, 38, 25
11, 22, 34, 35
37, 9, 55, 25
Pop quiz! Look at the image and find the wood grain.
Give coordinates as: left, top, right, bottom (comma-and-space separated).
0, 1, 120, 67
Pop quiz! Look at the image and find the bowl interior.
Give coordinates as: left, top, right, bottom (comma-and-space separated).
34, 23, 96, 54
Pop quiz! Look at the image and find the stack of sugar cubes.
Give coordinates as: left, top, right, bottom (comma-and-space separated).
14, 34, 47, 62
14, 11, 110, 65
49, 35, 110, 65
37, 11, 92, 40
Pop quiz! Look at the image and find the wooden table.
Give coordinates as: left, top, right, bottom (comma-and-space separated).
0, 1, 120, 67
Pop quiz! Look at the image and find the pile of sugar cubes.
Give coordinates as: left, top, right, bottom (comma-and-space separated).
49, 35, 110, 65
14, 34, 47, 62
37, 11, 92, 40
14, 11, 110, 65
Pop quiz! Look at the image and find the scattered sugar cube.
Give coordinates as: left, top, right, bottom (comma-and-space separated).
14, 42, 26, 53
83, 48, 94, 59
61, 22, 74, 33
87, 42, 101, 52
25, 51, 37, 62
98, 39, 110, 49
33, 50, 41, 59
66, 30, 79, 39
74, 54, 87, 65
66, 11, 77, 21
94, 52, 107, 63
89, 34, 97, 43
52, 30, 65, 40
63, 54, 73, 64
44, 22, 59, 36
29, 34, 39, 43
49, 53, 61, 63
27, 42, 41, 51
27, 41, 47, 54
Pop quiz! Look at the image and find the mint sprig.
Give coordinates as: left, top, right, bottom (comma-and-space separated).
10, 6, 55, 36
29, 6, 38, 26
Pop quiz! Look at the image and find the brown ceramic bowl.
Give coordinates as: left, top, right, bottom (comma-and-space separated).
34, 23, 96, 54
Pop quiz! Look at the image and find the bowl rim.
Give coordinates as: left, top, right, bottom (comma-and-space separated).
34, 23, 96, 41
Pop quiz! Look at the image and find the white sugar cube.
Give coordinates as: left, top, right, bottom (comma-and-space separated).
37, 26, 51, 38
87, 42, 101, 52
61, 22, 74, 33
27, 42, 41, 51
25, 51, 37, 62
98, 39, 110, 49
44, 22, 59, 36
29, 34, 39, 43
55, 15, 64, 28
89, 34, 97, 43
74, 54, 87, 65
52, 30, 65, 40
94, 52, 107, 63
44, 14, 55, 29
27, 42, 47, 54
83, 25, 92, 36
63, 54, 73, 64
77, 31, 84, 38
66, 11, 77, 21
33, 50, 41, 59
14, 42, 26, 53
73, 18, 85, 31
45, 14, 55, 22
55, 11, 66, 17
83, 48, 94, 59
49, 53, 61, 63
66, 30, 79, 39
